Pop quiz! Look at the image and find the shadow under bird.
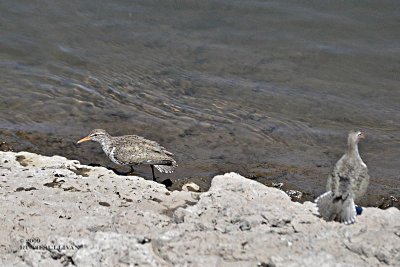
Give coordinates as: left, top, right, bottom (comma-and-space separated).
315, 130, 369, 224
77, 129, 177, 181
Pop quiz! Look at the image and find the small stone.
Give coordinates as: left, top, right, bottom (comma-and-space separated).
182, 182, 200, 192
99, 202, 111, 207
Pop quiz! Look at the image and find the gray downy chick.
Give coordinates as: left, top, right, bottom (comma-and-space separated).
77, 129, 177, 181
316, 130, 369, 224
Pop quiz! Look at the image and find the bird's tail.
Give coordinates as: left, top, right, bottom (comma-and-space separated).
155, 161, 177, 174
315, 191, 357, 225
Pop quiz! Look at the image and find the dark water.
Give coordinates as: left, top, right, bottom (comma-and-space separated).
1, 0, 399, 207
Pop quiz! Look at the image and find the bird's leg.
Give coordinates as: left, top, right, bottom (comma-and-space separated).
151, 165, 156, 181
130, 166, 135, 173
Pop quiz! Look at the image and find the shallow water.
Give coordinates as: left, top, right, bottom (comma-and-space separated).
1, 0, 399, 207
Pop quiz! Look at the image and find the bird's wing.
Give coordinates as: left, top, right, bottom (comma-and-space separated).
121, 135, 174, 155
352, 165, 370, 199
326, 169, 339, 193
318, 155, 358, 224
113, 139, 174, 165
327, 156, 346, 194
328, 155, 359, 198
316, 191, 356, 224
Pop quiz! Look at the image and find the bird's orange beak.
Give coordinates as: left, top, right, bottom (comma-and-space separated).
77, 136, 92, 144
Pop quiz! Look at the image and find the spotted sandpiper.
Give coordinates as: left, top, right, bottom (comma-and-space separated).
77, 129, 177, 181
316, 130, 369, 224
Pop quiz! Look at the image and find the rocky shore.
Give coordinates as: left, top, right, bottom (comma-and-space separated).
0, 151, 399, 266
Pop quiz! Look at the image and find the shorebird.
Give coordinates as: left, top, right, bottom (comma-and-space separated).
316, 130, 369, 224
77, 129, 177, 181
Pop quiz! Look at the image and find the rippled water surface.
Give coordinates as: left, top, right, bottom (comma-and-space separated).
1, 0, 399, 206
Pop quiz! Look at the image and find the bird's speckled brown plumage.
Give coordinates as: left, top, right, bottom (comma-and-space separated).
77, 129, 177, 180
316, 130, 369, 224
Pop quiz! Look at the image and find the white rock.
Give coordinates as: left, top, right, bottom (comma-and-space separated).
0, 152, 399, 267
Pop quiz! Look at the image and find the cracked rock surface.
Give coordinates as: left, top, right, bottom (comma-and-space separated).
0, 151, 399, 266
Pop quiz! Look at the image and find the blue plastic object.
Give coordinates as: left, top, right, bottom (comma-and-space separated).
355, 206, 363, 215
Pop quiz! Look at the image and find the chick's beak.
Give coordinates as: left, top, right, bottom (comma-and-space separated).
77, 136, 92, 144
